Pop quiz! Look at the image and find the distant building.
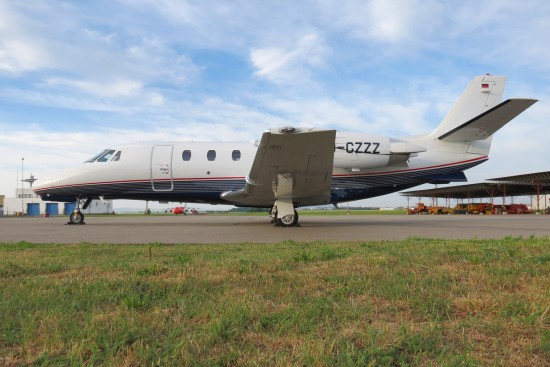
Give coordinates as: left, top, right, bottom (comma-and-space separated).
3, 187, 112, 216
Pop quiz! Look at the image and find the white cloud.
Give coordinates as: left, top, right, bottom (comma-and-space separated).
0, 1, 56, 74
0, 40, 49, 74
250, 33, 328, 84
121, 0, 202, 25
362, 0, 435, 43
46, 78, 143, 98
0, 1, 199, 111
0, 88, 129, 113
318, 0, 443, 45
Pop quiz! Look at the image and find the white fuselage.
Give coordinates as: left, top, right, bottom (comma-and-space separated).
33, 131, 488, 206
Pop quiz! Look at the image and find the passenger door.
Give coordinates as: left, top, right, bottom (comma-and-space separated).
151, 145, 174, 191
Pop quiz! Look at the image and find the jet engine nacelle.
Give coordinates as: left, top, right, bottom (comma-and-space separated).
333, 134, 391, 170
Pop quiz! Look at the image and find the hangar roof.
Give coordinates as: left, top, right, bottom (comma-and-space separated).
488, 171, 550, 184
401, 171, 550, 199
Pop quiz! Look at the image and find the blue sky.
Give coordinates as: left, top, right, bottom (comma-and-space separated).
1, 0, 549, 209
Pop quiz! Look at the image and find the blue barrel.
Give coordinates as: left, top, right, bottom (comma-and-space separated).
64, 203, 76, 215
45, 203, 59, 216
27, 203, 40, 216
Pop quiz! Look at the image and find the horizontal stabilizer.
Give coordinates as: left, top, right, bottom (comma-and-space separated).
438, 98, 537, 142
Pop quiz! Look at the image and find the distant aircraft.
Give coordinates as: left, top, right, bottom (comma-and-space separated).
33, 75, 536, 226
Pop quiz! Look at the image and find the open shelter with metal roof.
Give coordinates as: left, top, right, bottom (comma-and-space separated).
401, 171, 550, 211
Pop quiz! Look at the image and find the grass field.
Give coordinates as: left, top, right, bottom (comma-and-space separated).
1, 237, 549, 366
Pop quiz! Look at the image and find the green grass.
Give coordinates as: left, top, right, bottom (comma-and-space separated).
1, 237, 549, 366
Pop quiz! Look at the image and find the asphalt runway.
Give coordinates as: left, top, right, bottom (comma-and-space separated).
1, 214, 549, 244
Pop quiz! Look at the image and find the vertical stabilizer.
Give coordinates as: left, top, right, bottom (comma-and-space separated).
431, 75, 506, 138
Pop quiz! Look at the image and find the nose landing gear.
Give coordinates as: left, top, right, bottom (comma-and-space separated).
67, 197, 92, 225
69, 210, 85, 225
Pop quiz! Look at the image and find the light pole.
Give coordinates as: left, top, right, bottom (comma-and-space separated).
21, 157, 24, 214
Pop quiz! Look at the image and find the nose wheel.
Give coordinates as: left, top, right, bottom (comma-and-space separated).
66, 197, 91, 225
69, 210, 85, 224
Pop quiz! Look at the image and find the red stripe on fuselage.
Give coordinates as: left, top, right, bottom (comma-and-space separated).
333, 156, 488, 177
34, 156, 488, 193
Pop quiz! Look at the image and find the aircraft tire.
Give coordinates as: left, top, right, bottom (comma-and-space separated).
70, 211, 85, 224
276, 211, 299, 227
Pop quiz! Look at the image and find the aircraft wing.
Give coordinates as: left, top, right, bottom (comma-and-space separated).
221, 127, 336, 207
438, 98, 537, 142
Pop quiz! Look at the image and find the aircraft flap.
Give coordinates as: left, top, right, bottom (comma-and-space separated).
221, 127, 336, 207
438, 98, 537, 142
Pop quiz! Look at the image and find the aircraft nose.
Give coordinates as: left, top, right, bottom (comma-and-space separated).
32, 177, 54, 196
33, 178, 45, 190
32, 172, 72, 194
31, 170, 81, 203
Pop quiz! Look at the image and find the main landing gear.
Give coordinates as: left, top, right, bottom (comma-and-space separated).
270, 173, 300, 227
270, 202, 299, 227
67, 198, 92, 225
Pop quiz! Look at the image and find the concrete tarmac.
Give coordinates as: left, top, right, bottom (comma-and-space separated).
1, 214, 549, 244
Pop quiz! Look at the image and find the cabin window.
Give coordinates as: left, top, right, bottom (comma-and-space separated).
111, 151, 121, 161
96, 150, 116, 162
182, 150, 191, 161
207, 150, 216, 161
232, 150, 241, 161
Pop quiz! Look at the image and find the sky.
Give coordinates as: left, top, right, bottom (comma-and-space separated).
1, 0, 549, 210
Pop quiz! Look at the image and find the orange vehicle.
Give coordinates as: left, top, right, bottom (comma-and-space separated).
408, 203, 451, 215
173, 206, 186, 215
408, 202, 429, 215
451, 203, 493, 214
473, 203, 494, 215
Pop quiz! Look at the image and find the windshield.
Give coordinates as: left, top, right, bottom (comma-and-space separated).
84, 149, 118, 163
96, 150, 116, 162
85, 149, 109, 163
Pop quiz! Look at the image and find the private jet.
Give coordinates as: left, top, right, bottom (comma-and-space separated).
33, 75, 537, 226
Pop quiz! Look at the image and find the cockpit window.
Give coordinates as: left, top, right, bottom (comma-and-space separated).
96, 150, 116, 162
111, 151, 121, 161
85, 149, 109, 163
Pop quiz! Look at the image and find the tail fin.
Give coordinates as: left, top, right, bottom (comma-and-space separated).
431, 75, 506, 139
